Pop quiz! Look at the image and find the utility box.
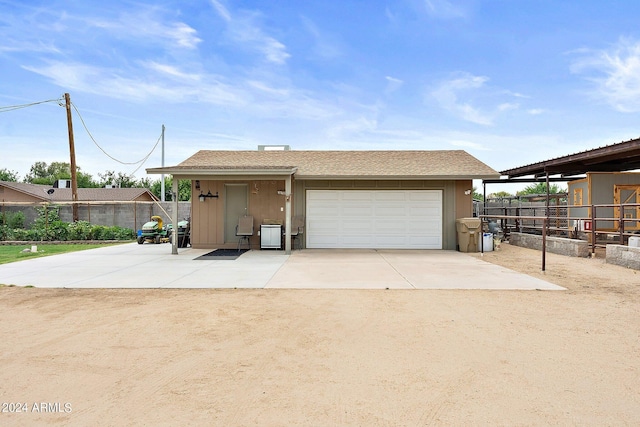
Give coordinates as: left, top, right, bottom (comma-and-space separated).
260, 224, 282, 249
456, 218, 481, 252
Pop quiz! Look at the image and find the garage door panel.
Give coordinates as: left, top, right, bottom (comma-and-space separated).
342, 206, 373, 216
308, 191, 340, 201
307, 206, 339, 217
307, 190, 442, 249
375, 192, 407, 201
343, 192, 374, 201
409, 206, 440, 216
308, 235, 339, 246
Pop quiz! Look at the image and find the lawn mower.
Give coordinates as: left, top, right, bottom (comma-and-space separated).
137, 215, 170, 244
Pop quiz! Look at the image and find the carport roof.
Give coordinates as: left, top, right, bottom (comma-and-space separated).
147, 150, 499, 180
500, 137, 640, 178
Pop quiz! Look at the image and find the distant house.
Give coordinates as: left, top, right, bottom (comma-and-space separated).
148, 149, 499, 252
0, 181, 158, 203
0, 181, 160, 229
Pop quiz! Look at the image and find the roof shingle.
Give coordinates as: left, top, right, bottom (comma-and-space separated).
150, 150, 498, 179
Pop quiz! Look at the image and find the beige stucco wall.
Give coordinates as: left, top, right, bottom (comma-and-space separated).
190, 179, 290, 249
0, 186, 42, 203
189, 178, 474, 250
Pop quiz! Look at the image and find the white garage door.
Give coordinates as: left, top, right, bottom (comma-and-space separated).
306, 190, 442, 249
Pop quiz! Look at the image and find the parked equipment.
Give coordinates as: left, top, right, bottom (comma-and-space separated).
137, 216, 170, 244
168, 218, 191, 248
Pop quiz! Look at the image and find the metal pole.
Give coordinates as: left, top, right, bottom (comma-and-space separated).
171, 177, 178, 255
619, 203, 625, 244
591, 205, 596, 256
542, 218, 546, 271
284, 174, 292, 255
161, 124, 165, 202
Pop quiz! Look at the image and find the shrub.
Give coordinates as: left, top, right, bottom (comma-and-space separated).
0, 211, 25, 229
68, 221, 93, 240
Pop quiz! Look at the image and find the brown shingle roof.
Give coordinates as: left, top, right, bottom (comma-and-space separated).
0, 181, 158, 202
149, 150, 498, 179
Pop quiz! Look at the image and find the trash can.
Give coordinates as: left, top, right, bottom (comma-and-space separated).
456, 218, 481, 252
480, 232, 494, 252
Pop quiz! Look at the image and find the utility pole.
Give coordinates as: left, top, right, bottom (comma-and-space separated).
161, 124, 165, 202
64, 93, 79, 221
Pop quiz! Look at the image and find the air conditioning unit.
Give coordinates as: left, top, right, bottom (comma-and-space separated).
54, 179, 71, 188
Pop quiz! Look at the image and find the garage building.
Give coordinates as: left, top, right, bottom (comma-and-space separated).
147, 149, 499, 253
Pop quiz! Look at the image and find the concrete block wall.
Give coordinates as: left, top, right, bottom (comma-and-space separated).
606, 245, 640, 270
510, 232, 590, 258
2, 202, 191, 231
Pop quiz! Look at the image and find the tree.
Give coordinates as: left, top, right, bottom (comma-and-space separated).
97, 171, 138, 188
24, 161, 95, 187
489, 191, 514, 199
472, 187, 484, 201
516, 182, 566, 196
150, 176, 191, 201
0, 168, 19, 182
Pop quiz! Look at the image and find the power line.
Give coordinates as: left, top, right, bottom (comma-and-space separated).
0, 98, 62, 113
71, 101, 163, 168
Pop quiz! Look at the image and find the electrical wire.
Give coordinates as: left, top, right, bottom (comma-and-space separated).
0, 98, 62, 113
71, 101, 163, 172
1, 95, 163, 180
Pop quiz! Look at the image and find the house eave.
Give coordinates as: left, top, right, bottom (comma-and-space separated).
146, 167, 298, 177
295, 174, 501, 180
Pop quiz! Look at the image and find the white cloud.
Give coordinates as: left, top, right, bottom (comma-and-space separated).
498, 102, 519, 112
0, 39, 61, 54
82, 10, 202, 50
430, 73, 524, 125
144, 62, 201, 81
385, 76, 404, 94
210, 2, 290, 65
300, 16, 344, 60
430, 73, 493, 125
571, 37, 640, 112
424, 0, 467, 19
22, 61, 246, 106
210, 0, 232, 22
169, 22, 202, 49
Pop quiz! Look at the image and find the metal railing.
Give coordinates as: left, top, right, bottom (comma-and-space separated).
479, 202, 640, 270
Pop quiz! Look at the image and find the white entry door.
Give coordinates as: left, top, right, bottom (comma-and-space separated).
306, 190, 442, 249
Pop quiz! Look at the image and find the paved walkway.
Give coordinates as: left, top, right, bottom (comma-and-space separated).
0, 243, 564, 290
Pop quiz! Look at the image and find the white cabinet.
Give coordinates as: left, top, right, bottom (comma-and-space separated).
260, 224, 282, 249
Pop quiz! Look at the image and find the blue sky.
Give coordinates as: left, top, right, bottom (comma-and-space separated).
2, 0, 640, 190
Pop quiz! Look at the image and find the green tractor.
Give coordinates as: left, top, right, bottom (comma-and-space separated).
137, 215, 170, 244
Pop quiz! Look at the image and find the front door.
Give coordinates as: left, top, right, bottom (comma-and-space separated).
225, 184, 249, 243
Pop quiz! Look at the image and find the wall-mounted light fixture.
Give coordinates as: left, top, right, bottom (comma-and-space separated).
199, 190, 219, 202
195, 180, 200, 190
464, 189, 472, 195
277, 190, 291, 202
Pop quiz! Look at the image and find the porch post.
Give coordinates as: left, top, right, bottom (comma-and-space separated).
171, 177, 178, 255
285, 173, 292, 255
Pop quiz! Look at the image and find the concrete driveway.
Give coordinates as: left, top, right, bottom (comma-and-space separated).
0, 243, 563, 290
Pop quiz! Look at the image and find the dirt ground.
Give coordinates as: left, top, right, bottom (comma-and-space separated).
0, 243, 638, 426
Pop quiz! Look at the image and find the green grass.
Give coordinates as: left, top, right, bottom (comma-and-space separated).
0, 243, 126, 265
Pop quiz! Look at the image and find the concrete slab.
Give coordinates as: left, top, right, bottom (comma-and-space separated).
265, 249, 413, 289
0, 244, 564, 290
266, 250, 564, 290
0, 243, 287, 289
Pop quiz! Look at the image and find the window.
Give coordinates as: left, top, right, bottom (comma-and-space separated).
573, 188, 583, 206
